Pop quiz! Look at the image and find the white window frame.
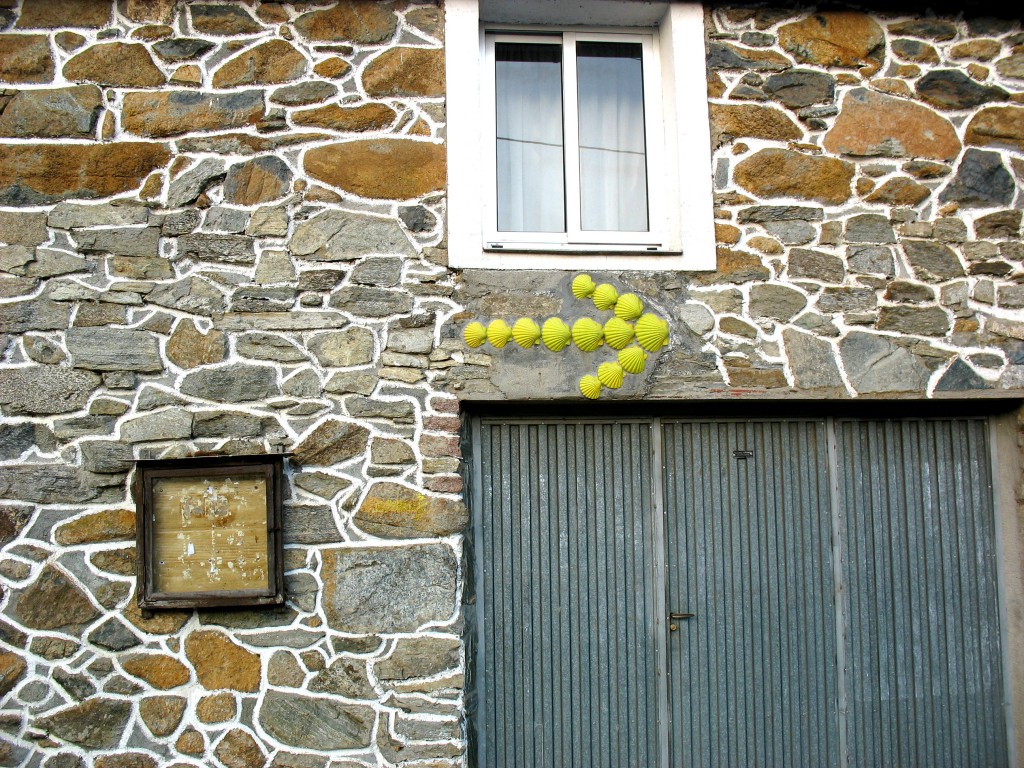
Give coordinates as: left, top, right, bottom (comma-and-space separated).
446, 0, 715, 271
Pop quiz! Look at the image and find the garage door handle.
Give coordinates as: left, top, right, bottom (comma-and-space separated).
669, 612, 695, 620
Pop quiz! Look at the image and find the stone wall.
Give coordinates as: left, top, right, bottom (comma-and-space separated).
0, 1, 464, 766
1, 1, 1024, 767
450, 7, 1024, 402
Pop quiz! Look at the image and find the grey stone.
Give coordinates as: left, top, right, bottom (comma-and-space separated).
936, 358, 988, 391
845, 214, 895, 244
11, 563, 100, 631
73, 226, 159, 258
940, 149, 1015, 208
180, 363, 280, 402
66, 327, 162, 372
88, 618, 141, 652
323, 544, 457, 633
764, 220, 815, 245
351, 256, 402, 287
306, 328, 375, 367
916, 69, 1008, 110
0, 423, 35, 461
788, 248, 845, 283
0, 85, 102, 139
152, 37, 215, 62
24, 334, 66, 364
325, 370, 378, 395
884, 280, 935, 303
707, 42, 789, 71
816, 287, 876, 313
199, 605, 298, 630
161, 209, 200, 236
877, 306, 950, 336
53, 668, 96, 700
270, 82, 339, 105
193, 411, 265, 438
0, 366, 99, 415
216, 311, 347, 332
976, 210, 1021, 239
0, 243, 35, 272
0, 210, 46, 245
231, 286, 296, 312
291, 210, 414, 261
282, 368, 322, 398
386, 326, 433, 355
782, 329, 839, 391
242, 629, 325, 648
283, 503, 343, 545
346, 396, 414, 422
146, 277, 227, 315
308, 658, 374, 699
249, 208, 290, 239
258, 691, 374, 751
178, 233, 255, 264
0, 298, 71, 332
737, 206, 823, 223
839, 332, 927, 394
268, 651, 306, 687
204, 206, 250, 233
237, 332, 308, 363
37, 698, 132, 749
293, 472, 351, 500
398, 205, 435, 233
676, 304, 715, 336
0, 276, 39, 298
49, 202, 149, 229
847, 245, 894, 276
54, 414, 116, 440
762, 69, 835, 108
749, 284, 807, 321
374, 636, 460, 682
298, 270, 346, 292
24, 249, 94, 278
43, 754, 85, 768
119, 408, 193, 443
166, 158, 226, 208
328, 286, 414, 318
932, 217, 968, 243
903, 240, 965, 282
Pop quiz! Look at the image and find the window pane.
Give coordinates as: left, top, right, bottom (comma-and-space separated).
577, 41, 648, 232
495, 42, 565, 233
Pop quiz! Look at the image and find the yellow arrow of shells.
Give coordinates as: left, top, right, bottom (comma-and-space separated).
462, 275, 669, 400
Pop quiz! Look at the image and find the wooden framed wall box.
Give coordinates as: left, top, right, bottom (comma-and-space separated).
133, 454, 286, 610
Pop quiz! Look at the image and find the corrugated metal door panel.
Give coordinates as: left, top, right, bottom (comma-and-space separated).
663, 420, 840, 768
475, 420, 660, 768
838, 418, 1007, 768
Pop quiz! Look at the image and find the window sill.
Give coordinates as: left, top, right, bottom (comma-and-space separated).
453, 246, 691, 271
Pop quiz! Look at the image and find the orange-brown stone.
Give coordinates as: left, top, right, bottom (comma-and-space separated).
167, 319, 226, 369
354, 482, 468, 538
212, 40, 309, 88
715, 223, 741, 245
294, 1, 397, 44
122, 654, 191, 690
864, 176, 930, 206
197, 692, 237, 723
122, 90, 264, 138
185, 629, 261, 692
0, 142, 170, 205
292, 103, 396, 132
94, 754, 157, 768
313, 57, 351, 79
363, 47, 444, 98
779, 12, 884, 70
139, 695, 187, 737
64, 43, 165, 87
305, 140, 445, 200
693, 248, 771, 286
215, 728, 266, 768
17, 0, 111, 28
123, 0, 176, 24
0, 650, 27, 697
175, 727, 206, 756
709, 104, 803, 148
734, 148, 854, 205
823, 88, 960, 161
124, 593, 190, 635
55, 508, 135, 545
0, 34, 54, 84
965, 106, 1024, 152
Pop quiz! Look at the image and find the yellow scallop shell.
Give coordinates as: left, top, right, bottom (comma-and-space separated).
593, 283, 619, 311
463, 321, 487, 348
598, 361, 624, 389
635, 313, 669, 352
541, 317, 572, 351
614, 293, 644, 321
487, 319, 513, 348
618, 345, 648, 375
603, 317, 635, 350
572, 317, 604, 352
579, 374, 602, 400
512, 317, 541, 348
571, 273, 597, 299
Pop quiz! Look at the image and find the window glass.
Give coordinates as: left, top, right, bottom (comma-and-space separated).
494, 42, 565, 233
576, 41, 648, 232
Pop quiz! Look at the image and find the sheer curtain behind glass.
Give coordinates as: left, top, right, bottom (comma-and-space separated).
495, 42, 565, 233
576, 42, 648, 232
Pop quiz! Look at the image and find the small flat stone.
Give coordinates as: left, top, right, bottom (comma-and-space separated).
292, 102, 397, 132
840, 331, 927, 394
18, 0, 111, 28
363, 47, 443, 97
152, 37, 215, 62
167, 319, 227, 368
788, 247, 845, 282
707, 42, 791, 71
67, 327, 162, 372
735, 148, 853, 205
0, 85, 102, 138
749, 284, 807, 320
762, 69, 835, 108
0, 34, 53, 83
892, 38, 939, 64
293, 3, 397, 44
55, 508, 134, 545
877, 306, 950, 336
939, 148, 1015, 208
271, 82, 339, 106
903, 239, 964, 282
778, 12, 884, 69
916, 69, 1008, 110
37, 699, 131, 750
180, 362, 280, 402
293, 419, 370, 466
64, 43, 165, 87
122, 90, 264, 138
259, 691, 374, 750
213, 39, 309, 87
374, 635, 460, 682
964, 106, 1024, 152
354, 482, 468, 538
12, 564, 100, 631
864, 177, 929, 206
215, 729, 266, 768
224, 156, 292, 205
304, 140, 445, 200
936, 358, 988, 391
190, 4, 263, 35
185, 629, 262, 692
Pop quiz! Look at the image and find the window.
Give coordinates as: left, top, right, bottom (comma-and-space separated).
446, 0, 715, 271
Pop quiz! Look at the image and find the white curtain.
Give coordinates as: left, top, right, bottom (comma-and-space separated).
576, 42, 648, 232
495, 43, 565, 233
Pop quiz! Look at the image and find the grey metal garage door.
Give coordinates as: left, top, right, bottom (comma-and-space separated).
470, 416, 1007, 768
